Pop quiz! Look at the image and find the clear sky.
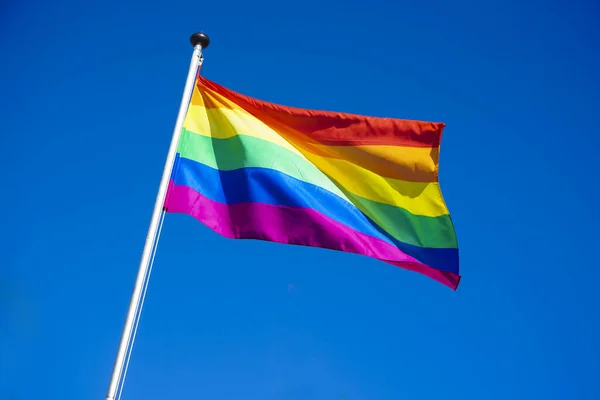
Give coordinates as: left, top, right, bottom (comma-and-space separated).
1, 0, 599, 399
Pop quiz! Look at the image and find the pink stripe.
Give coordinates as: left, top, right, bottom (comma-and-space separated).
165, 182, 460, 289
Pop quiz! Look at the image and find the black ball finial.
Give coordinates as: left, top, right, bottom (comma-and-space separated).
190, 32, 210, 49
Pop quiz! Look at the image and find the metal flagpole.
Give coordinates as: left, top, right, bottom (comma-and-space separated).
105, 32, 210, 400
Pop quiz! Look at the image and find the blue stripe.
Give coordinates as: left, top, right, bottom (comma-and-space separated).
173, 154, 459, 274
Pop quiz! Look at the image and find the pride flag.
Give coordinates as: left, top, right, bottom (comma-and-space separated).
164, 75, 460, 289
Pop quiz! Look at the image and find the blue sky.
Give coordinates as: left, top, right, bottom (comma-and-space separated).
1, 0, 599, 399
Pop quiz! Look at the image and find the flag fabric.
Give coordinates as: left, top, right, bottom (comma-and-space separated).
164, 75, 460, 289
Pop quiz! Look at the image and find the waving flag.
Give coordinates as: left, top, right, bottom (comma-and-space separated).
164, 75, 460, 289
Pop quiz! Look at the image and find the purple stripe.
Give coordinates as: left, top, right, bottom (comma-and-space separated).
165, 182, 460, 289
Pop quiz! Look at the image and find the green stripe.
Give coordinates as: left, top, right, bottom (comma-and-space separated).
178, 129, 458, 249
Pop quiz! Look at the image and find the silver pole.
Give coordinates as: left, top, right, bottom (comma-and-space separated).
105, 32, 210, 400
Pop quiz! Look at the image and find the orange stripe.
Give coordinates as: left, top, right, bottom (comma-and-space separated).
307, 143, 439, 182
196, 85, 439, 182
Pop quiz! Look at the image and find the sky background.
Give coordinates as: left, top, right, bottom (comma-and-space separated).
1, 0, 600, 399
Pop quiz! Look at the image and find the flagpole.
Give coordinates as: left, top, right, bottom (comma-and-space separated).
105, 32, 210, 400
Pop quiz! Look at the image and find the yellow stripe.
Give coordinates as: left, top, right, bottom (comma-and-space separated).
182, 85, 448, 217
315, 158, 448, 216
184, 86, 303, 157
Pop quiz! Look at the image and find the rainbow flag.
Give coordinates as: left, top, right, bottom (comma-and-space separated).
164, 75, 460, 289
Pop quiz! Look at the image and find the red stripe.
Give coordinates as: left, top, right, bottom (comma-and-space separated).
198, 77, 444, 148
